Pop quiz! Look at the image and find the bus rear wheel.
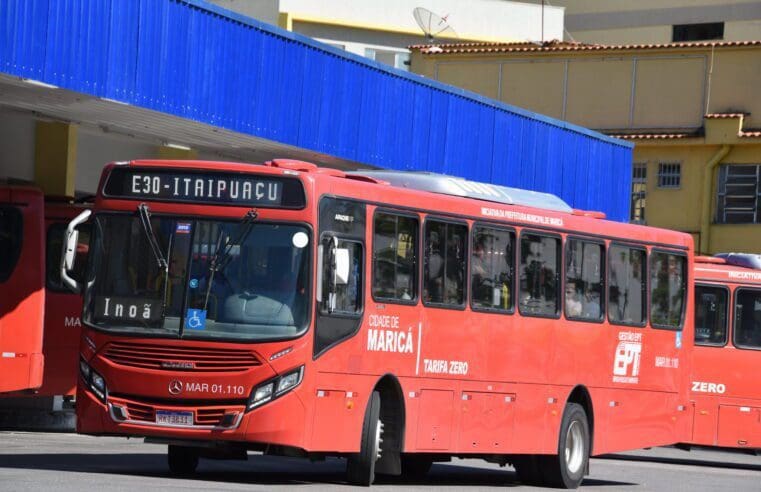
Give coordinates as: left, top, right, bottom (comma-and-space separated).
347, 391, 382, 486
167, 445, 199, 476
539, 402, 590, 489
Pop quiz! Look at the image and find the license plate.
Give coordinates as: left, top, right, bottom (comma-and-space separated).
155, 410, 194, 426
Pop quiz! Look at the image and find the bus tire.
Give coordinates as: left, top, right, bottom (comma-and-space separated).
347, 391, 382, 486
540, 402, 590, 489
167, 445, 199, 475
400, 454, 433, 479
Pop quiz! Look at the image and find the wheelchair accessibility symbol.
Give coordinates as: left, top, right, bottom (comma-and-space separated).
185, 309, 207, 330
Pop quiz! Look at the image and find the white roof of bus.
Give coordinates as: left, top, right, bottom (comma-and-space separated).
350, 171, 573, 214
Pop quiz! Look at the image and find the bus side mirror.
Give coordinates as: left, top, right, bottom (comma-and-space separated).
61, 209, 92, 293
334, 248, 350, 285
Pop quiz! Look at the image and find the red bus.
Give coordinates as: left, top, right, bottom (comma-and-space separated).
689, 253, 761, 450
64, 159, 693, 488
1, 185, 46, 393
0, 183, 89, 417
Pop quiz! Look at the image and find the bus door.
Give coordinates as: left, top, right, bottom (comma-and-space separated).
691, 283, 730, 446
311, 197, 366, 450
715, 287, 761, 448
0, 187, 45, 393
37, 207, 90, 398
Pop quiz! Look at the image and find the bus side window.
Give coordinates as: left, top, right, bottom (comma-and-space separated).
0, 206, 23, 283
608, 245, 646, 326
372, 212, 418, 302
423, 220, 467, 307
470, 225, 514, 312
650, 252, 687, 329
565, 239, 604, 321
734, 289, 761, 349
694, 286, 728, 345
518, 233, 560, 317
46, 223, 91, 292
320, 237, 363, 315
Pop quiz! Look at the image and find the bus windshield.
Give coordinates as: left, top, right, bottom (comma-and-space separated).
84, 213, 311, 341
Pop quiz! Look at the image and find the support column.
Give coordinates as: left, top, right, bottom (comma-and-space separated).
34, 121, 77, 197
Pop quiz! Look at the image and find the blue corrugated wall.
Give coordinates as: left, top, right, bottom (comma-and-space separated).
0, 0, 634, 221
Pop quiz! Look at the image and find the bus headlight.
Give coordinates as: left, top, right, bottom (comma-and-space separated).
250, 383, 274, 408
91, 372, 105, 392
79, 358, 91, 380
79, 357, 107, 403
276, 367, 304, 394
248, 366, 304, 410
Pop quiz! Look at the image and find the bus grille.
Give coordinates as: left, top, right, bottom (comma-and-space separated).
102, 342, 261, 372
112, 397, 244, 427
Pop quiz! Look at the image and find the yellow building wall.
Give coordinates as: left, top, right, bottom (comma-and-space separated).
565, 58, 631, 128
708, 50, 761, 128
632, 57, 705, 128
412, 46, 759, 132
570, 26, 671, 45
632, 144, 712, 233
634, 141, 761, 254
501, 61, 565, 119
436, 62, 500, 100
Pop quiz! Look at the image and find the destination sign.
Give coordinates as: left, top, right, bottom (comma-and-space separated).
104, 167, 305, 208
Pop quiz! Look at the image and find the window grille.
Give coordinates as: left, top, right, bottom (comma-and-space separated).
630, 163, 646, 223
717, 164, 761, 224
657, 162, 681, 188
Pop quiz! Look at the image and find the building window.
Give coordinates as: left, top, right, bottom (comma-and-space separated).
365, 48, 410, 71
630, 163, 647, 223
717, 164, 761, 224
657, 162, 681, 188
673, 22, 724, 42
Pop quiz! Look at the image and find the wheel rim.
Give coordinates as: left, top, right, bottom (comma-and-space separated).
564, 420, 585, 474
373, 419, 384, 461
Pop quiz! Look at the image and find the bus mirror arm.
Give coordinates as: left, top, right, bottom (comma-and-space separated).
61, 209, 92, 293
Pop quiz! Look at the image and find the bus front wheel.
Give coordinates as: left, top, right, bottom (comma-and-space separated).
167, 445, 199, 476
540, 402, 590, 489
346, 391, 382, 486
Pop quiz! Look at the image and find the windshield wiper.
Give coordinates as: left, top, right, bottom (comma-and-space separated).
138, 203, 168, 271
203, 209, 258, 310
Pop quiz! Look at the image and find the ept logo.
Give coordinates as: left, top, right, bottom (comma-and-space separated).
612, 331, 643, 384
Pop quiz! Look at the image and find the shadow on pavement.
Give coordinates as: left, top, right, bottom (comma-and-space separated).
599, 452, 761, 473
0, 452, 637, 488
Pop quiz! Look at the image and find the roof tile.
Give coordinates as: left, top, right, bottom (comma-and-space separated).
410, 39, 761, 55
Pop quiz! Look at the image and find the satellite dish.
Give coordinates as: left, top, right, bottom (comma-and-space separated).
413, 7, 458, 43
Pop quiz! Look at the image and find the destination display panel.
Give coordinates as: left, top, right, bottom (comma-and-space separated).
103, 167, 306, 208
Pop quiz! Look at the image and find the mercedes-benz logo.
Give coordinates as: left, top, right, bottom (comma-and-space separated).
168, 380, 183, 395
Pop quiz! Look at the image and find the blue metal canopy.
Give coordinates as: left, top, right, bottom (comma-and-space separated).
0, 0, 634, 221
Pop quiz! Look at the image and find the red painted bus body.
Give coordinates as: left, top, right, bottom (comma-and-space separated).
1, 186, 46, 393
72, 160, 694, 488
689, 255, 761, 450
0, 184, 87, 401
